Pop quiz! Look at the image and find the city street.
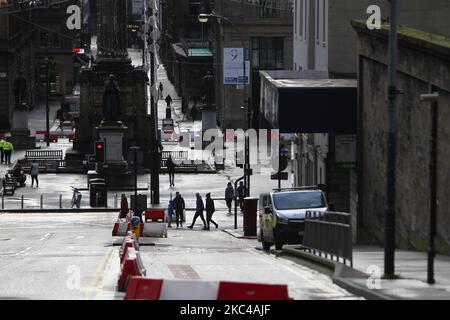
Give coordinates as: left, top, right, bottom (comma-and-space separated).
0, 211, 360, 300
1, 0, 449, 304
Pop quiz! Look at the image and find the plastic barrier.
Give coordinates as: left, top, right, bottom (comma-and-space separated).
144, 209, 166, 222
217, 281, 292, 300
140, 223, 168, 238
117, 248, 146, 292
120, 238, 139, 263
112, 221, 130, 237
124, 278, 219, 300
124, 278, 293, 300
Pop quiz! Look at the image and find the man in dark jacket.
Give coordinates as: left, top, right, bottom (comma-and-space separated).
166, 155, 176, 187
172, 192, 185, 228
205, 193, 218, 230
236, 181, 245, 211
188, 193, 207, 230
225, 182, 234, 214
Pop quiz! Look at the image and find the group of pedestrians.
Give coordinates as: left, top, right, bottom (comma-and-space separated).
165, 191, 218, 231
225, 181, 245, 214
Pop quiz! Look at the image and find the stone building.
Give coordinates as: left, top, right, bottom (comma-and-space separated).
32, 0, 80, 97
161, 0, 214, 116
162, 0, 293, 129
0, 0, 35, 131
211, 0, 293, 129
352, 20, 450, 254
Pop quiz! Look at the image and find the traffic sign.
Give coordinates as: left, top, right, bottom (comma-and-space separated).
271, 172, 288, 180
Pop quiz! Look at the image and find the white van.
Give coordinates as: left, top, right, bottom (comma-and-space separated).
259, 187, 329, 251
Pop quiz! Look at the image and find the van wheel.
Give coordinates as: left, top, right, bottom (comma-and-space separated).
275, 242, 283, 250
260, 231, 271, 252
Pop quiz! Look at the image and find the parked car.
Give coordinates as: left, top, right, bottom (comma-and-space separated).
259, 187, 329, 251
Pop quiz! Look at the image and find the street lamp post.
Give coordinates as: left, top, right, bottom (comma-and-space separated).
384, 0, 398, 279
45, 33, 50, 147
420, 92, 440, 285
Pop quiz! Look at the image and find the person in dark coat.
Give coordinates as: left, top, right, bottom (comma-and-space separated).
172, 192, 185, 228
225, 182, 234, 214
188, 193, 207, 230
236, 181, 245, 211
166, 155, 176, 187
205, 193, 218, 230
119, 194, 129, 219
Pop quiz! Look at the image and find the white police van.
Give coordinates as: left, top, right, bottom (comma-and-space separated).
258, 187, 329, 251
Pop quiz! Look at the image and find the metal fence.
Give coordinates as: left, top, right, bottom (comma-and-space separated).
302, 211, 353, 267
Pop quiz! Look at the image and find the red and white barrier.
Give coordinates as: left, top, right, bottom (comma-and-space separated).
117, 248, 146, 292
124, 278, 293, 300
112, 221, 130, 237
119, 238, 139, 263
141, 223, 167, 238
144, 209, 166, 223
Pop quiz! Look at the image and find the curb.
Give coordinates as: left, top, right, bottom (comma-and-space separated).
222, 229, 258, 240
282, 246, 394, 300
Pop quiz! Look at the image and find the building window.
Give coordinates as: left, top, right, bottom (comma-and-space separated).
39, 30, 49, 48
322, 0, 326, 44
189, 0, 201, 15
251, 37, 284, 70
316, 0, 320, 43
260, 0, 278, 18
303, 0, 307, 41
299, 0, 303, 39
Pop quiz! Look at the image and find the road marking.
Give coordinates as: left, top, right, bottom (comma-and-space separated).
168, 264, 200, 280
40, 233, 51, 241
84, 246, 114, 300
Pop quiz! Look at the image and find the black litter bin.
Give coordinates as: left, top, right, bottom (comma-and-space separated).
243, 197, 258, 237
89, 178, 107, 207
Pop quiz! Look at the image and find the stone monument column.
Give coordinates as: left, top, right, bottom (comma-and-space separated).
96, 0, 130, 63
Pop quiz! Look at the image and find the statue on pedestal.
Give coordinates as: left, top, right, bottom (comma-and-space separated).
13, 71, 28, 108
102, 74, 121, 123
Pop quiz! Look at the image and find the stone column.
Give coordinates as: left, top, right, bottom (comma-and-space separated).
96, 0, 129, 62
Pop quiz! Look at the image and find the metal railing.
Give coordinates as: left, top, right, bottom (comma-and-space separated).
302, 211, 353, 267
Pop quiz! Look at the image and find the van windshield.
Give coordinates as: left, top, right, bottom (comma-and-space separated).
272, 192, 326, 210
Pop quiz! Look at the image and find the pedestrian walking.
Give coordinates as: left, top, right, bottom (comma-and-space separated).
165, 94, 172, 108
167, 200, 174, 228
3, 139, 13, 165
0, 137, 5, 164
30, 160, 39, 188
119, 194, 129, 219
188, 193, 207, 230
159, 82, 164, 99
205, 193, 218, 230
225, 182, 234, 214
236, 181, 245, 211
173, 191, 185, 228
166, 155, 176, 187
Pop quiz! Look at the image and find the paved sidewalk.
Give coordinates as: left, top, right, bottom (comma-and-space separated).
345, 245, 450, 299
284, 244, 450, 299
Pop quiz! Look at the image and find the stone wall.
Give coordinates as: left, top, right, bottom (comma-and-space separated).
352, 21, 450, 254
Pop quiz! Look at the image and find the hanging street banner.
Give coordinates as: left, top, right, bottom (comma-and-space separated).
223, 48, 250, 85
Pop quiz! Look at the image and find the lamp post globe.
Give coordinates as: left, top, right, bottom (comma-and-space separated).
198, 14, 209, 23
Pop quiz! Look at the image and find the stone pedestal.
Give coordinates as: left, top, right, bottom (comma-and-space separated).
87, 121, 134, 189
10, 104, 35, 149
